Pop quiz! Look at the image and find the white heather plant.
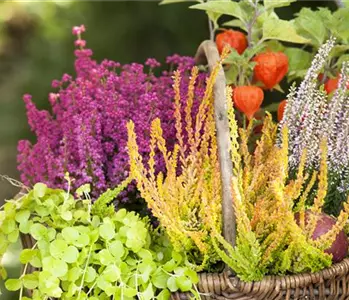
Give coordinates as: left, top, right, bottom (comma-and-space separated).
280, 37, 349, 215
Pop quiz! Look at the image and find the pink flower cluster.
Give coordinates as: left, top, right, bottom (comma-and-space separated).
17, 26, 207, 200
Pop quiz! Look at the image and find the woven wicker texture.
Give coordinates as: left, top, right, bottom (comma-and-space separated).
171, 258, 349, 299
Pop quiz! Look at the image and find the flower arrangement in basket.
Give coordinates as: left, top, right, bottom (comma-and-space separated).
1, 1, 349, 300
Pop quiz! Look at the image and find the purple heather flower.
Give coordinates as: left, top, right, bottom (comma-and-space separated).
18, 26, 207, 201
145, 58, 161, 68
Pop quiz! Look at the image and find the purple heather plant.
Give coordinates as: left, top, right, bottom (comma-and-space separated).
17, 25, 207, 202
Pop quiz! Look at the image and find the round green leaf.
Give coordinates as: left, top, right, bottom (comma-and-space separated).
62, 227, 79, 243
152, 270, 170, 289
73, 233, 90, 248
99, 223, 115, 241
62, 246, 79, 263
157, 289, 171, 300
33, 183, 47, 198
61, 211, 73, 221
109, 240, 124, 259
30, 223, 47, 241
167, 276, 178, 292
15, 210, 30, 224
49, 239, 68, 259
22, 274, 39, 289
102, 265, 120, 282
42, 257, 68, 277
7, 229, 19, 243
19, 220, 32, 234
175, 275, 192, 292
20, 249, 39, 264
5, 278, 22, 291
85, 266, 96, 283
2, 219, 16, 234
98, 249, 115, 265
67, 267, 82, 282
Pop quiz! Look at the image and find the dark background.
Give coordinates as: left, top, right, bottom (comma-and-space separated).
0, 1, 339, 298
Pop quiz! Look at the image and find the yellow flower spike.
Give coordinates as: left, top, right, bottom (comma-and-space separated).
185, 66, 199, 153
312, 139, 328, 214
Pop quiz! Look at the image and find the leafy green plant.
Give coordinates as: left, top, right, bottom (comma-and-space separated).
0, 180, 199, 299
160, 0, 349, 122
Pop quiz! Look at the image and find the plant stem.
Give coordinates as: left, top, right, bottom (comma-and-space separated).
78, 245, 93, 298
208, 18, 214, 41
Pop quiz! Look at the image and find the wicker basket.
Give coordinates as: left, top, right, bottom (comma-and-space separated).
169, 40, 349, 300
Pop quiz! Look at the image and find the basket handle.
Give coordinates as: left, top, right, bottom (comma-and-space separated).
195, 40, 236, 248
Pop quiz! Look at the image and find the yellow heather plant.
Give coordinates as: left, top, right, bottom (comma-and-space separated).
127, 54, 349, 281
127, 59, 225, 270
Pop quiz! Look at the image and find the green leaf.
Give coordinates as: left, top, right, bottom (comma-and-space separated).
85, 266, 96, 283
15, 210, 30, 224
5, 278, 22, 291
185, 268, 199, 283
33, 183, 47, 198
141, 283, 154, 300
167, 276, 178, 292
330, 8, 349, 43
109, 240, 125, 260
157, 289, 171, 300
62, 227, 79, 243
20, 249, 39, 264
284, 48, 312, 74
2, 219, 16, 234
7, 229, 19, 243
19, 220, 32, 234
74, 233, 90, 248
102, 265, 120, 282
222, 19, 247, 32
99, 223, 116, 241
294, 8, 328, 47
262, 18, 310, 44
62, 246, 79, 263
67, 267, 82, 282
336, 54, 349, 68
30, 223, 47, 241
190, 1, 247, 22
264, 0, 296, 10
49, 239, 68, 259
152, 270, 170, 289
22, 273, 39, 289
42, 257, 68, 277
98, 249, 115, 265
61, 211, 73, 221
175, 275, 193, 292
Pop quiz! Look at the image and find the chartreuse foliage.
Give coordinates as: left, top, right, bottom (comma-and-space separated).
127, 54, 349, 281
128, 58, 224, 271
0, 179, 199, 299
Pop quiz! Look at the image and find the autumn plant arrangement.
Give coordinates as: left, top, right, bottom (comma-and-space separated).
1, 0, 349, 299
127, 39, 349, 282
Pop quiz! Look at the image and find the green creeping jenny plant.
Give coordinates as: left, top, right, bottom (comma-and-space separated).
0, 178, 199, 300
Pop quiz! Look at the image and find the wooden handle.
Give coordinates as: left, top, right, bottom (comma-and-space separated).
195, 40, 236, 247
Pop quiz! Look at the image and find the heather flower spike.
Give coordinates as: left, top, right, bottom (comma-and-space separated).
280, 37, 349, 215
17, 26, 207, 201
